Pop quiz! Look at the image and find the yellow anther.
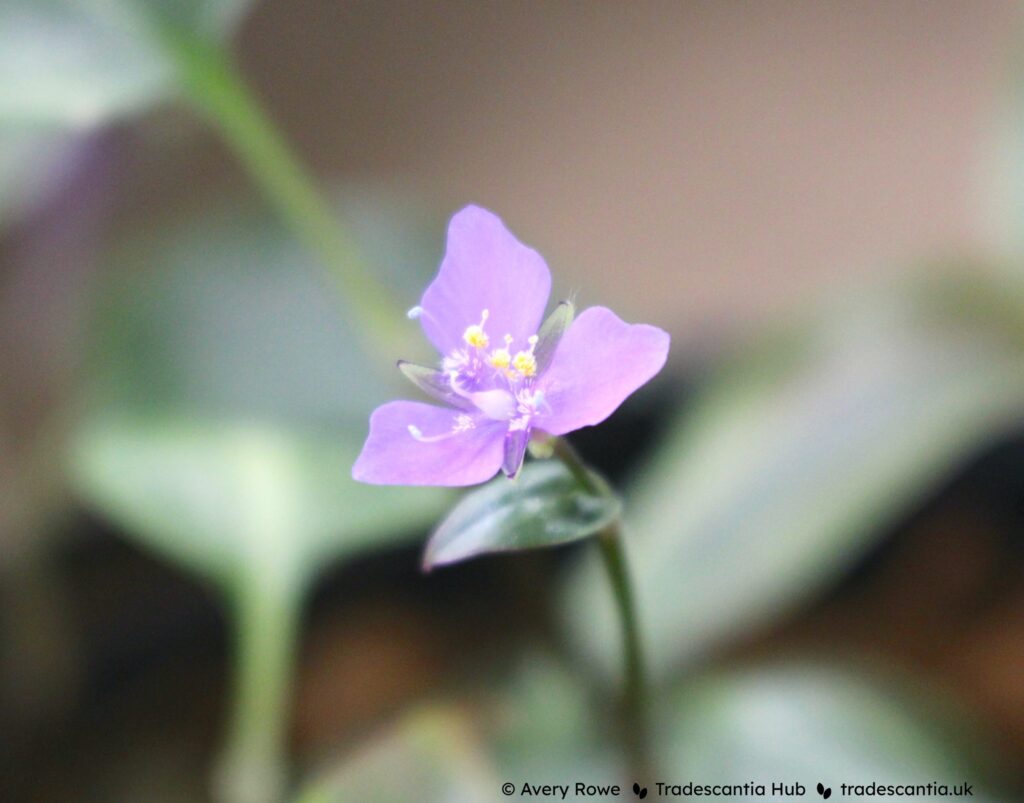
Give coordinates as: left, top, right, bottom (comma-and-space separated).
512, 353, 536, 376
464, 326, 488, 348
512, 334, 539, 377
462, 309, 490, 349
489, 334, 514, 369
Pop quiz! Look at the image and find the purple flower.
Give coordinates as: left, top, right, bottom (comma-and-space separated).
352, 205, 670, 486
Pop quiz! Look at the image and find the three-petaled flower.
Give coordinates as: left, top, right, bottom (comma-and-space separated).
352, 205, 670, 486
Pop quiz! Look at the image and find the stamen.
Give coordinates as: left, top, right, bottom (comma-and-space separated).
489, 333, 514, 369
407, 415, 475, 443
442, 350, 469, 374
514, 389, 547, 418
453, 414, 475, 432
463, 309, 490, 349
512, 334, 539, 377
407, 305, 444, 329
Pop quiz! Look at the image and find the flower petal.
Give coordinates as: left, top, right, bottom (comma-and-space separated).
418, 206, 552, 355
535, 306, 670, 435
352, 401, 505, 486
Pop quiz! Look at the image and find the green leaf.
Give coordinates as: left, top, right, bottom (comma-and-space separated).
70, 198, 447, 589
298, 660, 1008, 802
663, 664, 1007, 799
70, 415, 442, 585
294, 708, 497, 803
0, 0, 250, 127
89, 203, 385, 422
68, 196, 448, 801
565, 268, 1024, 679
423, 460, 621, 570
488, 661, 618, 784
295, 660, 618, 803
0, 0, 253, 227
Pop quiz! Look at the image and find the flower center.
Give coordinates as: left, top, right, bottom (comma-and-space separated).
460, 310, 539, 379
406, 311, 551, 442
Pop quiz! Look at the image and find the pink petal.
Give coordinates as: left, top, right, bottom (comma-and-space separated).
352, 401, 506, 486
417, 206, 551, 356
536, 307, 670, 435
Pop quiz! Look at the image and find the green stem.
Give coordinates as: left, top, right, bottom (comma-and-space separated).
550, 437, 652, 781
214, 575, 302, 803
596, 522, 651, 782
549, 436, 605, 494
156, 26, 408, 355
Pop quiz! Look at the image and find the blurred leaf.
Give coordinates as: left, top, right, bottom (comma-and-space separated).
0, 0, 252, 227
70, 199, 447, 589
985, 38, 1024, 262
89, 204, 394, 422
300, 660, 1009, 802
0, 127, 77, 222
295, 709, 496, 803
488, 661, 617, 785
424, 460, 620, 570
297, 661, 618, 803
664, 663, 1007, 799
0, 0, 250, 127
70, 415, 441, 584
565, 270, 1024, 678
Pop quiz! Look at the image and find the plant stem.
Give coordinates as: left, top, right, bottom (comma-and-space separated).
596, 521, 651, 782
550, 437, 652, 781
548, 436, 616, 498
156, 27, 408, 355
214, 575, 302, 803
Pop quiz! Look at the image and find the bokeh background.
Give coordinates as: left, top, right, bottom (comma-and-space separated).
3, 1, 1024, 801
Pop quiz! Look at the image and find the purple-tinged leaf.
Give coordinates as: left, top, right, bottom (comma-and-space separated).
423, 460, 619, 570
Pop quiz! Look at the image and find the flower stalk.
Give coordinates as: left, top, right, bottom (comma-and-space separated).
214, 573, 301, 803
550, 437, 652, 782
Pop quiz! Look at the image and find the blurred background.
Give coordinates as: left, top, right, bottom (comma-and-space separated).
3, 1, 1024, 800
